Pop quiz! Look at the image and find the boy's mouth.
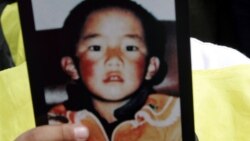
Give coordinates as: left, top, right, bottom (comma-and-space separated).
103, 72, 124, 83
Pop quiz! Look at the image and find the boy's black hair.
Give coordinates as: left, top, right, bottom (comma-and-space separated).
61, 0, 167, 85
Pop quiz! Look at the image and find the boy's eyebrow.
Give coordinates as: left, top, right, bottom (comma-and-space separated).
81, 33, 100, 40
125, 34, 144, 41
80, 33, 144, 41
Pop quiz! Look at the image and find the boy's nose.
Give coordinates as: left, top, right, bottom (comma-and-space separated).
106, 57, 123, 69
105, 48, 123, 69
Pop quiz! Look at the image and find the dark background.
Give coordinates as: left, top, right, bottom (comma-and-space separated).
189, 0, 250, 57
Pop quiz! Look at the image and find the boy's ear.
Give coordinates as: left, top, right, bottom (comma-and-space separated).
145, 57, 160, 80
61, 56, 80, 80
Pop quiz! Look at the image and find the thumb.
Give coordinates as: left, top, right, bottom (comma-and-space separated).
15, 124, 89, 141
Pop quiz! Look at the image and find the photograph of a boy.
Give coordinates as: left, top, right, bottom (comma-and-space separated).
46, 0, 181, 140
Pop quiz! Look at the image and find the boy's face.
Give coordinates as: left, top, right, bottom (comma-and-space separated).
76, 8, 148, 101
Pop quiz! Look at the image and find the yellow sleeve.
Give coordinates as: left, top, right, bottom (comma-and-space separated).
0, 63, 35, 140
1, 2, 25, 66
193, 64, 250, 141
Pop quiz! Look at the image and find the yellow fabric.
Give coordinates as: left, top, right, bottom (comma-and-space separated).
1, 2, 25, 66
0, 62, 35, 141
0, 3, 34, 141
193, 65, 250, 141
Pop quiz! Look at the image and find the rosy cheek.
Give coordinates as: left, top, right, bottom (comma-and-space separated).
134, 56, 146, 79
79, 57, 94, 82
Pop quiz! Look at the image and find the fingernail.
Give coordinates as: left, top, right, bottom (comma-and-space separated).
74, 126, 89, 141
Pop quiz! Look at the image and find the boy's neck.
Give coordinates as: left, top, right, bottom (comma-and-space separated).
92, 98, 129, 123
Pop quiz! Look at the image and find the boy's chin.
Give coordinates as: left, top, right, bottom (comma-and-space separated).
92, 93, 133, 102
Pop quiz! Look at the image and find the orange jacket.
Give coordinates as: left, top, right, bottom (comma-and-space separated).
49, 94, 181, 141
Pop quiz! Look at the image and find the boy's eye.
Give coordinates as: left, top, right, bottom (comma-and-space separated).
88, 45, 101, 51
126, 45, 138, 51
